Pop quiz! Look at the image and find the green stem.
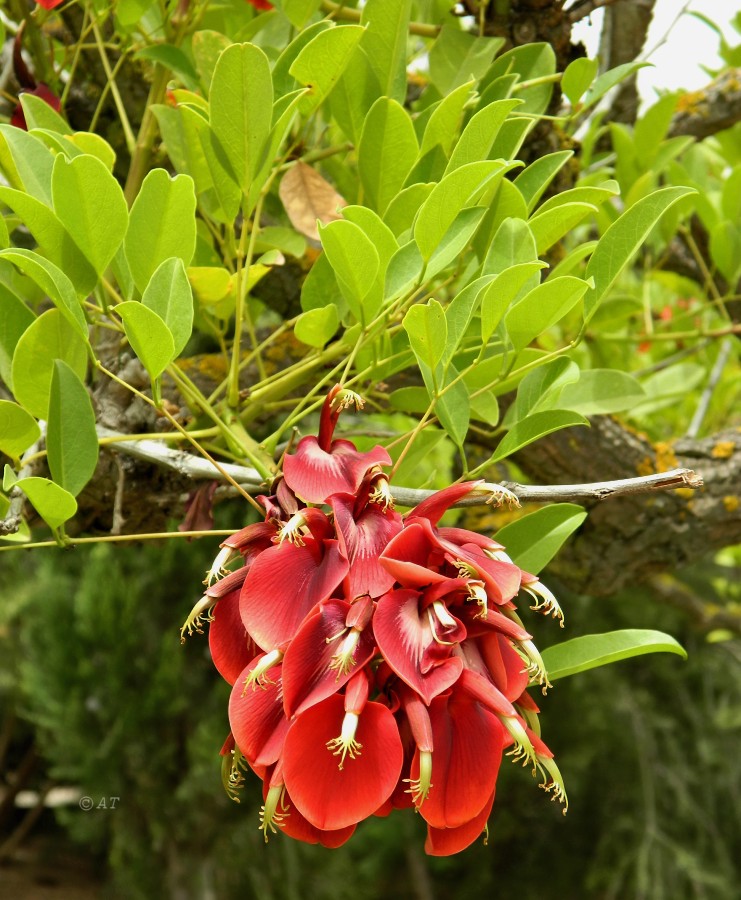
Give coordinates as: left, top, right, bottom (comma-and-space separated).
123, 63, 171, 205
0, 530, 239, 554
91, 17, 137, 155
319, 0, 440, 37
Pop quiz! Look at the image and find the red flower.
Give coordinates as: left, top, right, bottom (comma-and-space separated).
185, 385, 568, 855
245, 0, 273, 9
36, 0, 64, 8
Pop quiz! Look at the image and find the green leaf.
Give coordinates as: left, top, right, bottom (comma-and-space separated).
529, 201, 597, 254
580, 61, 651, 114
710, 220, 741, 283
0, 249, 89, 342
136, 44, 200, 91
490, 43, 557, 114
276, 0, 322, 28
0, 126, 54, 203
209, 43, 273, 193
425, 206, 487, 279
0, 188, 98, 295
328, 44, 377, 144
192, 29, 232, 94
358, 98, 418, 215
385, 241, 424, 300
542, 630, 687, 682
294, 304, 340, 348
383, 183, 434, 236
490, 410, 588, 463
124, 169, 197, 294
117, 302, 175, 381
11, 309, 88, 419
557, 369, 645, 416
428, 27, 503, 94
536, 181, 619, 215
513, 151, 573, 213
494, 503, 587, 574
200, 118, 242, 223
505, 276, 589, 351
561, 57, 599, 107
403, 299, 447, 372
141, 258, 194, 357
483, 216, 537, 275
510, 358, 579, 421
16, 476, 78, 530
444, 276, 494, 363
318, 220, 380, 323
0, 284, 34, 389
583, 186, 696, 322
360, 0, 411, 104
480, 262, 548, 343
419, 81, 474, 157
435, 371, 470, 447
445, 99, 521, 173
47, 361, 98, 497
414, 161, 505, 260
0, 400, 40, 460
20, 93, 73, 134
67, 134, 116, 172
51, 153, 128, 276
290, 25, 365, 115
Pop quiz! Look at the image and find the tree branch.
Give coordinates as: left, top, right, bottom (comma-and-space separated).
95, 426, 701, 508
669, 68, 741, 139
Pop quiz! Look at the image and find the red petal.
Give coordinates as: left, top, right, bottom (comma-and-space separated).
283, 436, 391, 504
424, 789, 496, 856
407, 481, 484, 525
209, 588, 259, 684
379, 521, 450, 588
414, 691, 504, 829
261, 774, 356, 847
228, 659, 289, 768
36, 1, 65, 10
479, 633, 529, 701
453, 543, 522, 604
282, 599, 376, 717
331, 493, 402, 599
374, 589, 463, 705
241, 537, 348, 650
282, 695, 403, 830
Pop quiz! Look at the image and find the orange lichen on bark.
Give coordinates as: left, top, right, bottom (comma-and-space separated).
711, 441, 735, 459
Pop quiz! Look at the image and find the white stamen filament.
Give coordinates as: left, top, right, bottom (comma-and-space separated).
481, 483, 520, 508
500, 715, 537, 771
205, 546, 236, 586
328, 630, 361, 678
326, 712, 362, 769
467, 580, 489, 617
523, 582, 564, 627
259, 784, 288, 840
537, 756, 568, 814
369, 477, 394, 511
277, 512, 308, 546
405, 749, 433, 808
242, 649, 283, 694
180, 595, 217, 642
516, 639, 552, 693
427, 604, 457, 646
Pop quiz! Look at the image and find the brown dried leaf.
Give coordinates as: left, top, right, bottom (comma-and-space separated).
279, 161, 347, 242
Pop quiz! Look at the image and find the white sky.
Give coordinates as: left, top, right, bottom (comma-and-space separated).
572, 1, 740, 101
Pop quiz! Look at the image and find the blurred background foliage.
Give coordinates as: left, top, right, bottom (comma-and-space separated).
2, 532, 740, 899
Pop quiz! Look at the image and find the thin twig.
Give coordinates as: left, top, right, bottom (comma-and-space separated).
686, 338, 732, 439
566, 0, 622, 25
95, 427, 703, 505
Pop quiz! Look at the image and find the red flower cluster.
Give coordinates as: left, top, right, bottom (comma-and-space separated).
184, 386, 567, 855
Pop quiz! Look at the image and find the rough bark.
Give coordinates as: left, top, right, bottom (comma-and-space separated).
597, 0, 656, 125
498, 417, 741, 595
669, 68, 741, 139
